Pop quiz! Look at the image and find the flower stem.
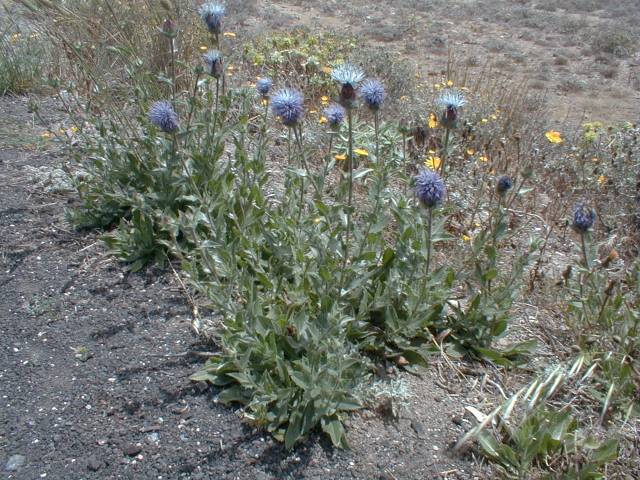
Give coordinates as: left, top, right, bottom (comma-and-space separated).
581, 232, 591, 271
341, 109, 355, 291
440, 126, 451, 177
374, 110, 381, 168
426, 207, 434, 278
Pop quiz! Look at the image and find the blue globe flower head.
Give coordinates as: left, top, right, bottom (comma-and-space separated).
573, 202, 596, 233
271, 88, 304, 127
437, 89, 466, 128
323, 103, 346, 130
360, 79, 386, 111
149, 100, 179, 134
198, 2, 225, 34
256, 77, 273, 97
415, 168, 446, 208
203, 49, 223, 78
496, 175, 513, 195
331, 63, 364, 108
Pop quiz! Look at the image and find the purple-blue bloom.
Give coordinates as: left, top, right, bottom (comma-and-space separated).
198, 2, 225, 34
256, 78, 273, 96
415, 169, 446, 208
149, 101, 179, 133
323, 103, 346, 129
496, 175, 513, 195
271, 88, 304, 127
573, 202, 596, 233
360, 79, 386, 111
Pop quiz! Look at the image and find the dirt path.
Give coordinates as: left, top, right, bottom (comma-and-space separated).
0, 95, 486, 479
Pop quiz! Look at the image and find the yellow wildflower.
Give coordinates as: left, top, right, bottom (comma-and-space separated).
598, 175, 606, 186
446, 79, 454, 87
321, 66, 333, 74
223, 32, 236, 37
428, 112, 438, 129
434, 83, 442, 90
261, 98, 268, 106
335, 154, 347, 161
321, 95, 329, 105
354, 148, 369, 157
314, 217, 322, 224
424, 155, 441, 170
309, 109, 318, 114
41, 131, 52, 139
545, 130, 563, 144
481, 118, 488, 124
466, 148, 475, 156
490, 114, 497, 121
319, 116, 328, 124
479, 155, 489, 162
462, 234, 471, 242
199, 45, 208, 51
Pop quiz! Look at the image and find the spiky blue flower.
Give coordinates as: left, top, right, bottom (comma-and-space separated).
437, 89, 467, 110
148, 101, 179, 133
496, 176, 513, 195
573, 202, 596, 233
323, 104, 346, 129
203, 49, 223, 78
415, 169, 446, 208
271, 88, 304, 127
360, 79, 386, 111
332, 63, 364, 108
198, 2, 225, 34
331, 63, 365, 86
437, 89, 466, 128
256, 78, 273, 96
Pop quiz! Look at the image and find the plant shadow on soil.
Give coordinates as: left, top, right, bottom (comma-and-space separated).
0, 96, 485, 479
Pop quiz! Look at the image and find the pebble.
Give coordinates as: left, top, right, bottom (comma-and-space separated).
86, 456, 101, 472
5, 455, 26, 471
121, 443, 142, 457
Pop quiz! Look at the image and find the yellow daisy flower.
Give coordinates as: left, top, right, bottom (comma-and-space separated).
354, 148, 369, 157
428, 112, 438, 129
223, 32, 236, 37
545, 130, 563, 144
319, 116, 327, 124
335, 154, 347, 161
424, 155, 442, 170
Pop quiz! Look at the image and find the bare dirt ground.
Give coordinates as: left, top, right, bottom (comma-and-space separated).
1, 0, 639, 478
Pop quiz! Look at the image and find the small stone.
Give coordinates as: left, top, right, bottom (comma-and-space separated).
121, 443, 142, 456
452, 416, 464, 426
410, 419, 426, 438
5, 455, 26, 471
86, 456, 101, 472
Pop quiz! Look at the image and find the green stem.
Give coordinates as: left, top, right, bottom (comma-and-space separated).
581, 232, 591, 271
341, 109, 355, 291
426, 207, 434, 278
374, 110, 380, 167
169, 37, 176, 104
440, 127, 451, 177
